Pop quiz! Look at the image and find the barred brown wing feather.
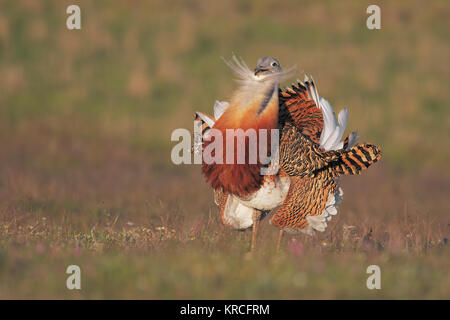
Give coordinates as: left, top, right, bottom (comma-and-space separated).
279, 125, 338, 177
280, 124, 382, 178
279, 83, 323, 145
318, 143, 382, 176
270, 174, 338, 233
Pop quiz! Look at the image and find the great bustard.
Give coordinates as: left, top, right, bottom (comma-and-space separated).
194, 56, 381, 251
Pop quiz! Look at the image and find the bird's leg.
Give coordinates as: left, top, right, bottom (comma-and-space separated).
250, 209, 261, 252
276, 229, 284, 252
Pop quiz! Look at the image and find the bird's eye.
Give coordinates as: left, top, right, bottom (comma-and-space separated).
271, 62, 278, 67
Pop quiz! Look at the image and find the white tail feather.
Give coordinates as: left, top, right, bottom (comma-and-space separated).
346, 131, 359, 149
213, 100, 229, 120
304, 187, 343, 234
301, 76, 355, 151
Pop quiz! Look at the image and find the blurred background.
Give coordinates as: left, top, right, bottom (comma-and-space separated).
0, 0, 448, 299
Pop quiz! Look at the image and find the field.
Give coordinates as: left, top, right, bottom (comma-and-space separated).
0, 0, 449, 299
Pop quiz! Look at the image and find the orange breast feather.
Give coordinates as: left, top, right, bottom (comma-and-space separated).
202, 94, 279, 197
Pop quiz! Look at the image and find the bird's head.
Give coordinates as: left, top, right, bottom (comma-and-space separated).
254, 57, 282, 78
221, 55, 293, 84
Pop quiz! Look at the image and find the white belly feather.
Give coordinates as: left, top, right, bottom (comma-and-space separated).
222, 175, 290, 230
237, 175, 291, 210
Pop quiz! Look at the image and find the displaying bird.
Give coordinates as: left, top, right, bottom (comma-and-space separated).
194, 56, 382, 251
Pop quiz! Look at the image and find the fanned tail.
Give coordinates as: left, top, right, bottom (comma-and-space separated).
321, 143, 382, 176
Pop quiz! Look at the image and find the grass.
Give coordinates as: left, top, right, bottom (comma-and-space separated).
0, 0, 448, 299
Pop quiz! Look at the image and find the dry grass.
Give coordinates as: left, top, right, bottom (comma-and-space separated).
0, 0, 448, 299
0, 120, 448, 299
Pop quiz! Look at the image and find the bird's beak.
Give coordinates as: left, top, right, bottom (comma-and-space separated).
254, 67, 268, 76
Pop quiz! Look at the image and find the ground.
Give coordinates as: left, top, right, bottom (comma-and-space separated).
0, 0, 448, 299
